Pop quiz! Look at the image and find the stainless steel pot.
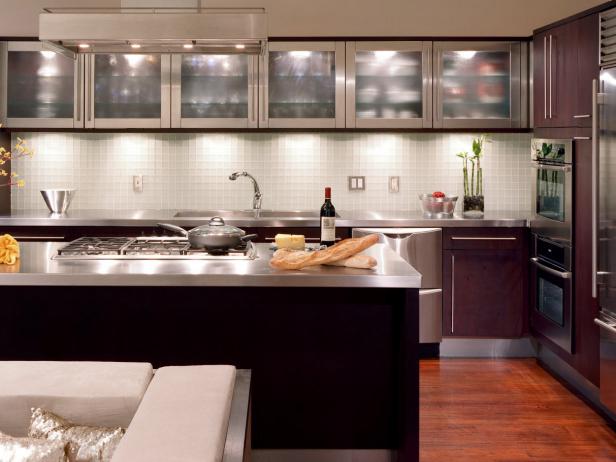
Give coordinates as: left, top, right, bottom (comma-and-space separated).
158, 217, 257, 250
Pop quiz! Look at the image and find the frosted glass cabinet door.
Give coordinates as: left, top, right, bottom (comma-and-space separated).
87, 54, 170, 128
171, 54, 258, 128
434, 42, 526, 129
259, 42, 346, 128
346, 41, 432, 128
1, 42, 82, 128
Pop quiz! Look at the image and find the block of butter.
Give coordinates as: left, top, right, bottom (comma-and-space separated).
275, 234, 306, 250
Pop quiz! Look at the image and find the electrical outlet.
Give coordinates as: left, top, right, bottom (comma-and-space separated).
389, 176, 400, 193
348, 176, 366, 191
133, 175, 143, 193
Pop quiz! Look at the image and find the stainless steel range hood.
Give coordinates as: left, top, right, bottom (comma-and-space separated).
39, 8, 267, 56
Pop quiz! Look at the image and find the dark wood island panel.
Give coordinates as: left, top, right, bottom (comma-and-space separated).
0, 285, 419, 461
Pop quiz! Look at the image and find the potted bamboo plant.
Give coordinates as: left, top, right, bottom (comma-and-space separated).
457, 135, 489, 218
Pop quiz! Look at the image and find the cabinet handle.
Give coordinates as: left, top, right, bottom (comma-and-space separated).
450, 236, 517, 241
573, 114, 591, 119
451, 253, 455, 334
592, 78, 599, 298
549, 34, 553, 119
12, 236, 65, 241
594, 318, 616, 334
544, 36, 548, 120
573, 136, 591, 140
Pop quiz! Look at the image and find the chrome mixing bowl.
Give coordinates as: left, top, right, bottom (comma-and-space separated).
40, 189, 76, 214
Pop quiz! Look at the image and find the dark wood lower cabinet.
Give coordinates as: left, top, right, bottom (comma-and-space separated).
442, 228, 528, 338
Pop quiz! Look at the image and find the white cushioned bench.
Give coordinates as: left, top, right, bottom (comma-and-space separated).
0, 361, 153, 437
112, 365, 236, 462
0, 361, 250, 462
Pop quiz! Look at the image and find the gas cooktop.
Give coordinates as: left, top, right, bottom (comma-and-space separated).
53, 236, 258, 260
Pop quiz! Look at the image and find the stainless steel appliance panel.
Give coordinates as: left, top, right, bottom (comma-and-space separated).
530, 254, 573, 353
352, 227, 442, 343
419, 289, 443, 343
433, 41, 524, 129
345, 41, 432, 129
1, 41, 83, 128
595, 312, 616, 414
530, 138, 573, 246
599, 68, 616, 316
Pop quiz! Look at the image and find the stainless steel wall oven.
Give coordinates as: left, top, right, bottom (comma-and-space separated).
530, 235, 573, 353
530, 138, 573, 247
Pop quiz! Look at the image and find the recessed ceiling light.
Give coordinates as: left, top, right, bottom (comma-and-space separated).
235, 44, 246, 50
130, 43, 142, 49
183, 43, 194, 49
78, 43, 90, 49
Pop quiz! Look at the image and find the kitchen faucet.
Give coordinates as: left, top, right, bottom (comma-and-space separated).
229, 171, 262, 212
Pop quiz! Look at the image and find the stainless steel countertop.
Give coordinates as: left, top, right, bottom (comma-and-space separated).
0, 210, 529, 228
0, 242, 422, 288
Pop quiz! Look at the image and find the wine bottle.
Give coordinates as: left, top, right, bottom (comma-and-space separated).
320, 187, 336, 246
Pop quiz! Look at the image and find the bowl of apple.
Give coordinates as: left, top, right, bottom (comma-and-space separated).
418, 192, 458, 218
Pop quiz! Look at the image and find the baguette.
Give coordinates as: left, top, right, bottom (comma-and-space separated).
324, 254, 377, 269
270, 234, 379, 270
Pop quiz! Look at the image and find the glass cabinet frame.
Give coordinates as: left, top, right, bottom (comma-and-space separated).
84, 53, 171, 129
433, 41, 527, 129
259, 41, 346, 128
0, 41, 84, 128
345, 41, 433, 128
170, 54, 258, 129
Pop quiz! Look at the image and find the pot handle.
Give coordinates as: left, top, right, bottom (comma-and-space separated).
241, 234, 258, 242
157, 223, 189, 237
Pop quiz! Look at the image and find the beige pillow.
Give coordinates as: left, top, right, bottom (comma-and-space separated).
0, 430, 67, 462
29, 409, 124, 462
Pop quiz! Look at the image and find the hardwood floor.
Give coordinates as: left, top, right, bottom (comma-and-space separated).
420, 359, 616, 462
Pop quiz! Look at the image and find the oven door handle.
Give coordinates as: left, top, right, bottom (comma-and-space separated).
531, 258, 572, 279
594, 317, 616, 334
530, 161, 572, 172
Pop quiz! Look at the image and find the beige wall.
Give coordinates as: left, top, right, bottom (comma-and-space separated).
0, 0, 607, 37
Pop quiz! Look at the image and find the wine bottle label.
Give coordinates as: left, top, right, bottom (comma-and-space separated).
321, 217, 336, 242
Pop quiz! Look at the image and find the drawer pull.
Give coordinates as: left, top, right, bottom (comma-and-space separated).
573, 136, 591, 140
450, 237, 517, 241
573, 114, 591, 119
12, 236, 65, 241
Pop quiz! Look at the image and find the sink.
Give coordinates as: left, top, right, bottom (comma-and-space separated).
174, 210, 339, 218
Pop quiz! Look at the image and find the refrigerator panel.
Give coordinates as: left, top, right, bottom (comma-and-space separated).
599, 67, 616, 317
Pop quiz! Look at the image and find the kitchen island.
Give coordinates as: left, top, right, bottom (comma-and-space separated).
0, 242, 421, 461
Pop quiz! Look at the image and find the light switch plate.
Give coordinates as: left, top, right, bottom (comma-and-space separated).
348, 176, 366, 191
133, 175, 143, 193
389, 176, 400, 193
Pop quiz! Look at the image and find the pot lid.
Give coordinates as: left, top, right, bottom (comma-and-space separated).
189, 216, 246, 237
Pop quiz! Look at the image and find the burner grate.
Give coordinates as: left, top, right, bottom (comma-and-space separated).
55, 236, 257, 260
57, 237, 134, 256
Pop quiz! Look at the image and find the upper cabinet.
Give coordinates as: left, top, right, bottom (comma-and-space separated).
533, 14, 599, 129
1, 42, 83, 128
433, 42, 526, 129
85, 53, 170, 129
259, 42, 346, 128
1, 39, 531, 131
345, 41, 432, 128
171, 54, 258, 128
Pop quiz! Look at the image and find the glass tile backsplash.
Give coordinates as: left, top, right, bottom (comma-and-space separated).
10, 133, 531, 213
